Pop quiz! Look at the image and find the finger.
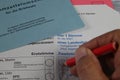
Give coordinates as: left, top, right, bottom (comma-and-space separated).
98, 54, 114, 77
70, 51, 115, 77
70, 66, 78, 76
112, 68, 120, 80
112, 46, 120, 80
75, 47, 108, 80
81, 29, 119, 49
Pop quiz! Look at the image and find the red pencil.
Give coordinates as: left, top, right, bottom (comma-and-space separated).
64, 42, 117, 67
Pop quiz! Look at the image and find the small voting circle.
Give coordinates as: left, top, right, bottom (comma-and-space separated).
45, 59, 54, 67
45, 72, 54, 80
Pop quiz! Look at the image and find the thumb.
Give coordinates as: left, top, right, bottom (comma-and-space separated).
75, 47, 108, 80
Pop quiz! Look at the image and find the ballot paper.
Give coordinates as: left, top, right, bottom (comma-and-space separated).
0, 0, 84, 52
55, 5, 120, 80
0, 5, 120, 80
0, 38, 58, 80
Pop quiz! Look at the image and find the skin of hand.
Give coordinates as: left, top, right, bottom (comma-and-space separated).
69, 29, 120, 80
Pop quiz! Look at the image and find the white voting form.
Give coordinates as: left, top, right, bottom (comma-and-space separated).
0, 5, 120, 80
56, 5, 120, 80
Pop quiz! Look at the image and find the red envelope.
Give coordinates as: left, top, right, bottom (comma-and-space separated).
71, 0, 114, 8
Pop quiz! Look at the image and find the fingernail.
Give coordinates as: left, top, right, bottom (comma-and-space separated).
75, 47, 88, 62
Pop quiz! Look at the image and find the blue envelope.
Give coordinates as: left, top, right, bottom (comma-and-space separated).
0, 0, 84, 52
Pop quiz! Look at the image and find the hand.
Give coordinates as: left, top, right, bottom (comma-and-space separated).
69, 29, 120, 80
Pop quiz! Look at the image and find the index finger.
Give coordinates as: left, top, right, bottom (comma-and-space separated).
81, 30, 117, 49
